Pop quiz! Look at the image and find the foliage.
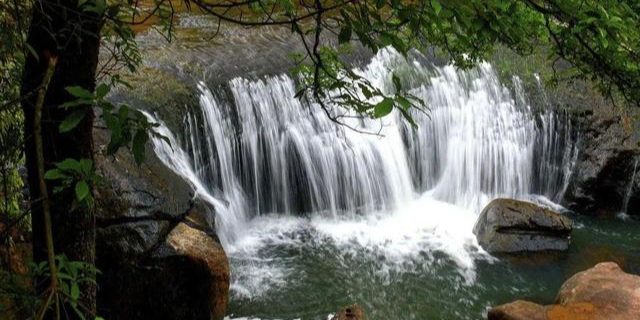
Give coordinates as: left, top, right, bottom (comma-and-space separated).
88, 0, 640, 121
0, 0, 30, 229
44, 159, 99, 210
60, 84, 170, 165
292, 45, 426, 129
30, 255, 100, 320
0, 255, 100, 320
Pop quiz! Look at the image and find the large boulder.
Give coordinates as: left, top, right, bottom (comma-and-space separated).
488, 262, 640, 320
473, 199, 572, 253
94, 128, 229, 320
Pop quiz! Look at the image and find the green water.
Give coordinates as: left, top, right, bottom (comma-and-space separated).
226, 212, 640, 320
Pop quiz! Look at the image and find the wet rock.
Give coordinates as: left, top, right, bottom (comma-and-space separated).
488, 262, 640, 320
94, 128, 229, 320
331, 305, 366, 320
562, 105, 640, 216
473, 199, 572, 253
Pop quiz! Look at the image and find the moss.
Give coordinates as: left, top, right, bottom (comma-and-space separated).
489, 46, 626, 118
112, 66, 200, 135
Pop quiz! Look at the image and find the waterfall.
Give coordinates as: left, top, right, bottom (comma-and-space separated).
145, 48, 576, 248
620, 157, 639, 218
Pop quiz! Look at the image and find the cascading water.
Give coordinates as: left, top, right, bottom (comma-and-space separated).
619, 157, 639, 219
145, 48, 579, 320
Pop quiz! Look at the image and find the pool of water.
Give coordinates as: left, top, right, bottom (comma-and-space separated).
225, 195, 640, 320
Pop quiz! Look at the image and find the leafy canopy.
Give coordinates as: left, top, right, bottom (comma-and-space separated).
92, 0, 640, 120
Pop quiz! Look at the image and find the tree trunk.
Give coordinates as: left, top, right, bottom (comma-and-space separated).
21, 0, 103, 318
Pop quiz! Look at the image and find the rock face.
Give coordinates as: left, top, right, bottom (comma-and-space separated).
473, 199, 572, 253
488, 262, 640, 320
94, 128, 229, 320
562, 102, 640, 216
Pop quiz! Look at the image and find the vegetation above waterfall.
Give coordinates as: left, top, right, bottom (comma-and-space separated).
1, 1, 640, 320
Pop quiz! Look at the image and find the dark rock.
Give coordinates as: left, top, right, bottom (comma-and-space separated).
332, 305, 366, 320
94, 128, 229, 320
562, 102, 640, 216
473, 199, 572, 253
488, 262, 640, 320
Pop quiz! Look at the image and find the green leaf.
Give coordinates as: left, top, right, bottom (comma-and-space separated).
431, 0, 442, 15
65, 86, 94, 100
374, 98, 394, 118
95, 83, 110, 99
338, 25, 352, 44
360, 85, 373, 99
83, 0, 106, 15
132, 130, 149, 165
398, 107, 418, 128
59, 109, 87, 133
392, 74, 402, 92
396, 96, 413, 110
56, 158, 81, 171
71, 283, 80, 300
71, 302, 86, 320
75, 181, 90, 201
44, 169, 66, 180
79, 158, 93, 175
118, 105, 129, 123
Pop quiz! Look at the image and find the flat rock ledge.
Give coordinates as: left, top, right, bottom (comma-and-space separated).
488, 262, 640, 320
473, 198, 573, 253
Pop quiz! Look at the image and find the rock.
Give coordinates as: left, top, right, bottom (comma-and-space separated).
488, 262, 640, 320
562, 103, 640, 216
488, 300, 547, 320
94, 127, 229, 320
555, 262, 640, 319
473, 199, 572, 253
331, 305, 366, 320
165, 222, 230, 320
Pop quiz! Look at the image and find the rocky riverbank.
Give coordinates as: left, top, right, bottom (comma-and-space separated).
489, 262, 640, 320
93, 127, 229, 320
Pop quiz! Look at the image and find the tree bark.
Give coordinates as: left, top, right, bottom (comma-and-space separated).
21, 0, 103, 318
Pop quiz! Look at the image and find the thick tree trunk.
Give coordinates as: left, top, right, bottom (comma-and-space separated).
21, 0, 103, 318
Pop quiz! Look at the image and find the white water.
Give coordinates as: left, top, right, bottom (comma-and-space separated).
619, 157, 638, 220
145, 48, 576, 300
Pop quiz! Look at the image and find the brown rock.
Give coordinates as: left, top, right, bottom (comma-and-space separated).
488, 300, 547, 320
167, 222, 230, 320
555, 262, 640, 320
332, 305, 366, 320
488, 262, 640, 320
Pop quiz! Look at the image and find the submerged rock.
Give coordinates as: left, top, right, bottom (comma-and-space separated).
94, 128, 229, 320
332, 305, 366, 320
488, 262, 640, 320
473, 199, 572, 253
